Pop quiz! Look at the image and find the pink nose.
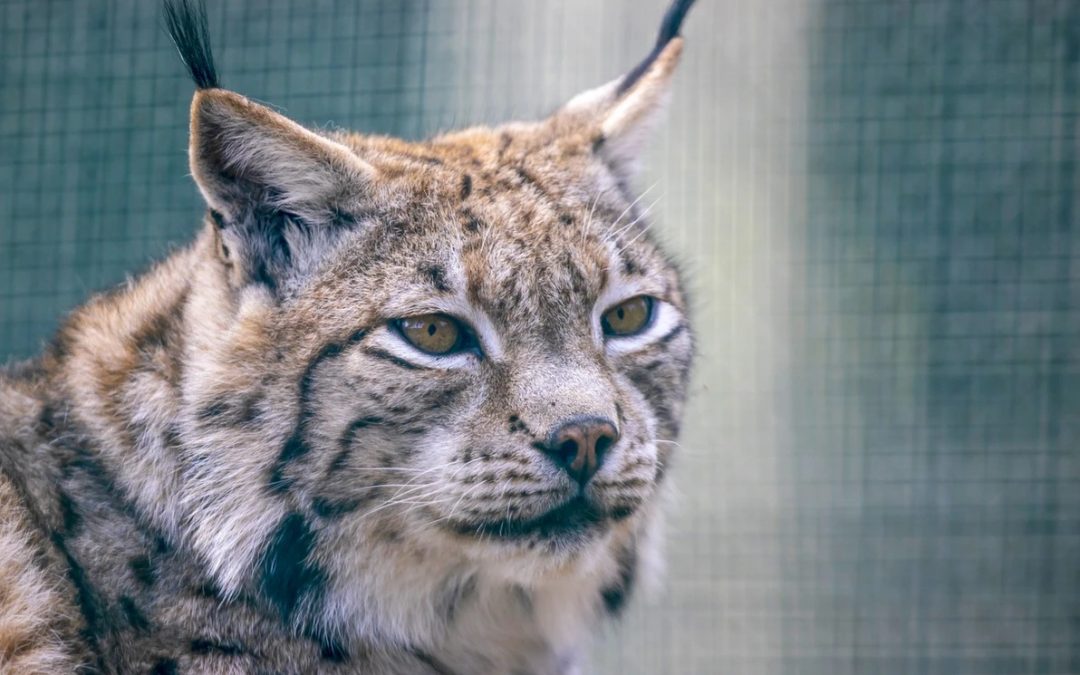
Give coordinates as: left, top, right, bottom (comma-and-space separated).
542, 417, 620, 485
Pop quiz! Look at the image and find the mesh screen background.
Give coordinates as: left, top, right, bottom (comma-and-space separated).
2, 0, 1078, 673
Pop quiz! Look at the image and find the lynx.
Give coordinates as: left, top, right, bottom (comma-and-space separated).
0, 0, 696, 672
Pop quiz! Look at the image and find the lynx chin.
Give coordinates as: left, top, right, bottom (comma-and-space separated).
0, 0, 696, 672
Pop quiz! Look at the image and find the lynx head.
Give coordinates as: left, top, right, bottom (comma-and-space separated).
163, 0, 695, 646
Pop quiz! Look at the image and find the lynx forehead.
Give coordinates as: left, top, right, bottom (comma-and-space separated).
0, 1, 696, 672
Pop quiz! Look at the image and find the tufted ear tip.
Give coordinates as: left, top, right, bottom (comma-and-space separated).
552, 0, 696, 184
617, 0, 695, 96
163, 0, 219, 90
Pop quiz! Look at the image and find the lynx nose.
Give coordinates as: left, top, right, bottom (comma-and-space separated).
542, 416, 620, 485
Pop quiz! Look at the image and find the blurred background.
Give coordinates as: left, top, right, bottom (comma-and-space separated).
1, 0, 1077, 672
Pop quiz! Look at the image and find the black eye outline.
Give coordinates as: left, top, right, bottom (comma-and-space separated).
391, 314, 482, 357
601, 295, 656, 338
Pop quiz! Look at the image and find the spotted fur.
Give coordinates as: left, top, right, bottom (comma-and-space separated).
0, 1, 696, 672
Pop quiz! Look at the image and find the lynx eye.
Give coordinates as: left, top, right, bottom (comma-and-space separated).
395, 314, 469, 355
601, 296, 655, 337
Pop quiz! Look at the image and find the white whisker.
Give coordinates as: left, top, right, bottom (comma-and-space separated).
604, 180, 659, 238
607, 193, 662, 243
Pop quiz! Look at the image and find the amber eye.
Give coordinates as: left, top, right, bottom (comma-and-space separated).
396, 314, 468, 355
601, 296, 654, 337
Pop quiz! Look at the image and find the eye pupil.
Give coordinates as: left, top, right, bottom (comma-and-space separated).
616, 308, 625, 320
427, 323, 437, 336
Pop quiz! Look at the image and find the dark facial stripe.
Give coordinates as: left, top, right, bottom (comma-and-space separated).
191, 638, 247, 656
339, 416, 384, 448
259, 512, 325, 623
312, 496, 364, 519
658, 322, 687, 346
460, 174, 473, 200
362, 346, 430, 371
268, 330, 365, 492
409, 648, 460, 675
195, 393, 261, 428
269, 432, 308, 492
326, 416, 385, 478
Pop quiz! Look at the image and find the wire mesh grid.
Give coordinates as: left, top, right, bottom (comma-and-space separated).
1, 0, 1077, 672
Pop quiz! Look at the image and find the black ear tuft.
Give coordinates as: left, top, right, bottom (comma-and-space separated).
163, 0, 219, 89
617, 0, 697, 95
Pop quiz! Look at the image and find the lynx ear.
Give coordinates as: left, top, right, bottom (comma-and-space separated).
559, 0, 695, 182
165, 0, 375, 293
188, 89, 376, 224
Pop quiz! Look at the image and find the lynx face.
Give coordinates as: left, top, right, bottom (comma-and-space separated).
183, 95, 693, 589
268, 132, 693, 564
